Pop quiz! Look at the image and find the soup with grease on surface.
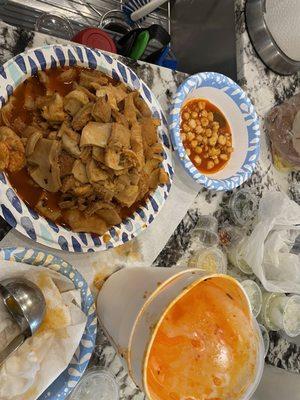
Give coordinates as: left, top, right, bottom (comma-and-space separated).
145, 276, 259, 400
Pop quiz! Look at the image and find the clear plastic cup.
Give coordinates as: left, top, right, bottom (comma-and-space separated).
241, 280, 263, 318
219, 226, 252, 274
69, 368, 119, 400
188, 247, 227, 274
261, 293, 300, 337
35, 12, 74, 40
192, 215, 219, 247
228, 188, 259, 226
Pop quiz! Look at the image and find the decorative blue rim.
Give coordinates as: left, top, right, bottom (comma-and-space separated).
0, 247, 97, 399
169, 72, 260, 191
0, 44, 173, 252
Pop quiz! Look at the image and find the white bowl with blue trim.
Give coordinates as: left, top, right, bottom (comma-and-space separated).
169, 72, 260, 191
0, 44, 173, 252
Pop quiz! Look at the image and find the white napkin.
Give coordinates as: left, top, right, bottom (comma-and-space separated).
0, 261, 87, 400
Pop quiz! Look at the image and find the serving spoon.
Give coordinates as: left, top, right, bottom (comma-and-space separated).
0, 278, 46, 367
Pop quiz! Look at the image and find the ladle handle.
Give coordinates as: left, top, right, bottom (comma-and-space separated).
0, 332, 26, 367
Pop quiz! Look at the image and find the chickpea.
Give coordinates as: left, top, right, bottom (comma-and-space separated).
212, 121, 220, 129
208, 111, 214, 122
183, 112, 190, 120
181, 133, 187, 141
183, 123, 190, 133
189, 119, 197, 129
214, 158, 220, 165
220, 154, 228, 161
209, 136, 217, 146
187, 131, 195, 141
218, 135, 226, 146
206, 128, 212, 137
198, 101, 206, 110
202, 136, 208, 145
191, 140, 198, 148
191, 111, 198, 118
201, 110, 208, 117
194, 155, 202, 164
201, 117, 209, 127
186, 148, 191, 156
195, 146, 203, 154
207, 161, 214, 170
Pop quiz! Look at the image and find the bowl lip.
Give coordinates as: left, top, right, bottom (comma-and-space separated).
0, 44, 173, 252
169, 71, 260, 191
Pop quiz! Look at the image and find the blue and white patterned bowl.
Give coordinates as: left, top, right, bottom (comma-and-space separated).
0, 44, 173, 252
0, 247, 97, 399
169, 72, 260, 191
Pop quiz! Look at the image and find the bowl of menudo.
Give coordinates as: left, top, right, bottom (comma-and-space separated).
169, 72, 260, 191
0, 45, 173, 252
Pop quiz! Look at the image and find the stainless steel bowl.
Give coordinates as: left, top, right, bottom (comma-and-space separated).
246, 0, 300, 75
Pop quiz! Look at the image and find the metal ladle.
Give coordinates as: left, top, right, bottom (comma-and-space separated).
0, 278, 46, 367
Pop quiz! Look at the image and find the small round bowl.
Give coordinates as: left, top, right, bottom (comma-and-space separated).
169, 72, 260, 191
0, 44, 173, 252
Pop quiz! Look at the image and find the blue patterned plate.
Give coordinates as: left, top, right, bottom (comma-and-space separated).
0, 247, 97, 399
169, 72, 260, 191
0, 45, 173, 252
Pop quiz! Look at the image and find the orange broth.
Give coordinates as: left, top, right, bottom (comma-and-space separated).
146, 277, 259, 400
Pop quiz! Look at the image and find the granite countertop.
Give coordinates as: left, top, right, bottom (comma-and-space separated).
0, 0, 300, 398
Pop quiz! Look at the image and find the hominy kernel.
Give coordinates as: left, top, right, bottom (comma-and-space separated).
203, 153, 209, 159
183, 123, 190, 133
186, 148, 191, 156
181, 133, 187, 141
194, 155, 202, 164
208, 111, 214, 121
209, 137, 217, 146
196, 135, 203, 143
202, 137, 208, 144
207, 161, 214, 169
226, 139, 232, 146
183, 112, 190, 120
206, 128, 212, 137
198, 101, 206, 110
201, 110, 208, 117
220, 153, 228, 161
195, 146, 203, 154
212, 121, 219, 129
191, 140, 198, 148
195, 125, 204, 134
191, 111, 198, 118
204, 145, 209, 151
201, 117, 209, 127
214, 158, 220, 165
218, 135, 226, 145
189, 119, 197, 129
227, 146, 234, 153
195, 119, 201, 126
187, 132, 195, 141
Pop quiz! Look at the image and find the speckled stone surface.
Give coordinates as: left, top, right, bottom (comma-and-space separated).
0, 0, 300, 397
